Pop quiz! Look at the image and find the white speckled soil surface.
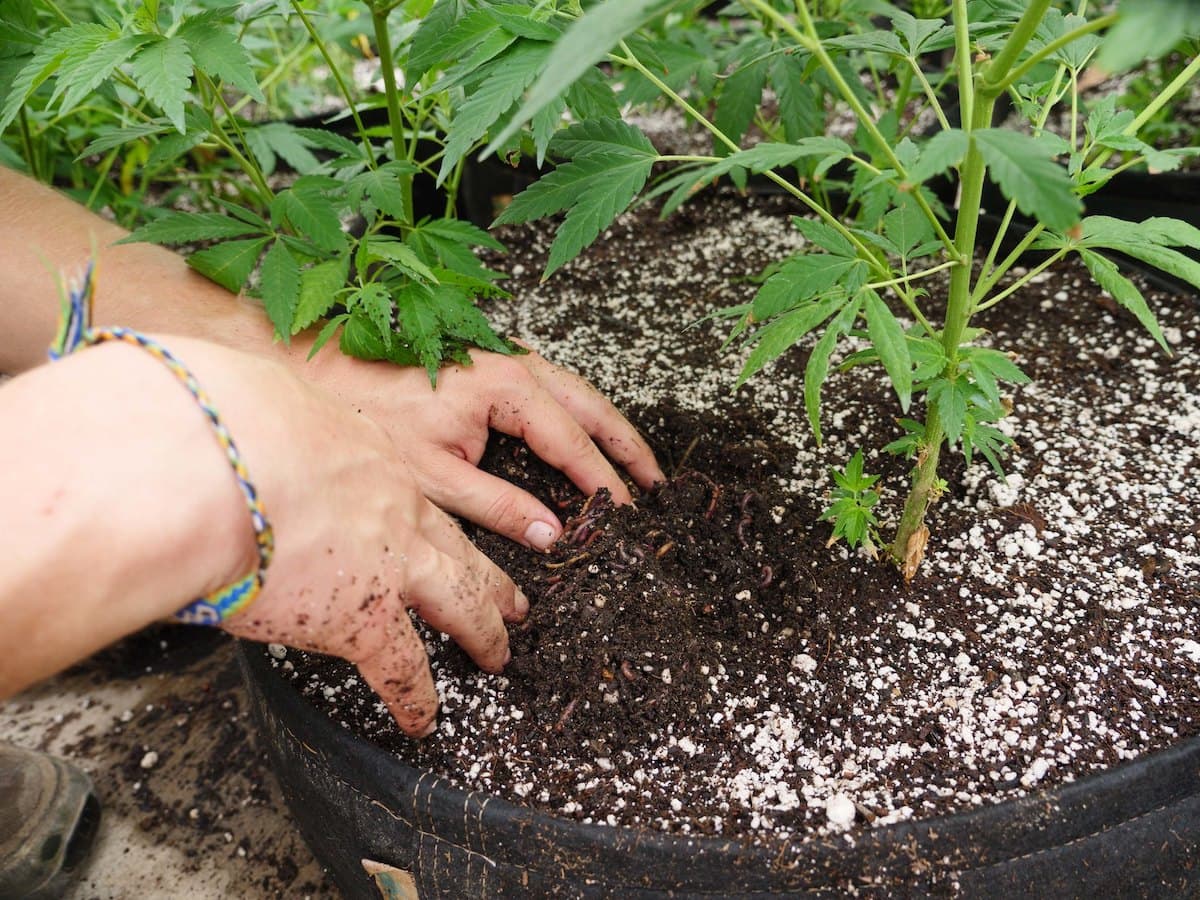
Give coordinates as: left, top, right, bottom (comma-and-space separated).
280, 186, 1199, 852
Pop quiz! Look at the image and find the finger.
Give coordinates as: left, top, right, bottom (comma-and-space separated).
414, 496, 531, 620
513, 347, 666, 489
354, 608, 440, 737
402, 534, 512, 672
417, 454, 562, 553
490, 386, 635, 505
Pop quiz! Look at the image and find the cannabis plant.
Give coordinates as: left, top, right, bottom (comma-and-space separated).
467, 0, 1200, 577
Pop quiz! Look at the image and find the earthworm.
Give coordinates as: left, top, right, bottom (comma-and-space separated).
581, 528, 604, 549
620, 660, 639, 681
736, 516, 752, 548
655, 540, 676, 559
544, 581, 568, 597
554, 697, 579, 732
544, 552, 591, 570
758, 565, 774, 589
739, 491, 761, 514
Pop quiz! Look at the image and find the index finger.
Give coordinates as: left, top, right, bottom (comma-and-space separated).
516, 350, 665, 489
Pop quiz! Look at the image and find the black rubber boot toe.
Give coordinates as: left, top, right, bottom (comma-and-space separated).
0, 744, 101, 899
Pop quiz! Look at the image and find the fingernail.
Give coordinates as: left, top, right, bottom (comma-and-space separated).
504, 648, 513, 666
524, 520, 559, 551
418, 718, 438, 739
514, 588, 530, 617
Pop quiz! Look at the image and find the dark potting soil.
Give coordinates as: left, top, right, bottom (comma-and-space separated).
274, 188, 1200, 846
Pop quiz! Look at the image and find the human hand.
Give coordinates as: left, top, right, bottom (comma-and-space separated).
304, 342, 665, 550
165, 338, 529, 736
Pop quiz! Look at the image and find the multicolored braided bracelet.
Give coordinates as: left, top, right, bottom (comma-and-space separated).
49, 263, 274, 626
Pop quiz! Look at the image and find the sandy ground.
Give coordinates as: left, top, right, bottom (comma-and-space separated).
2, 630, 337, 899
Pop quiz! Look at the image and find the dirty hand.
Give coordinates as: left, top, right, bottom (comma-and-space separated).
172, 338, 528, 737
0, 336, 523, 736
304, 342, 665, 551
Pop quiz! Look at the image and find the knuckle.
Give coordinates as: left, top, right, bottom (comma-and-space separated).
481, 491, 528, 534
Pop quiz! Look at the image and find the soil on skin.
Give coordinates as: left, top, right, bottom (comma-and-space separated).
277, 187, 1200, 850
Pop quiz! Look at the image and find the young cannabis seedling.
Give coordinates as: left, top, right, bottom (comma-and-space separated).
819, 450, 882, 556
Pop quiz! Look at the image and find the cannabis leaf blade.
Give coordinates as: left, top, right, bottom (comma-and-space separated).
188, 237, 269, 293
130, 36, 195, 134
261, 238, 300, 340
439, 41, 550, 184
974, 128, 1079, 232
494, 148, 656, 278
119, 212, 264, 246
865, 291, 913, 411
485, 0, 676, 155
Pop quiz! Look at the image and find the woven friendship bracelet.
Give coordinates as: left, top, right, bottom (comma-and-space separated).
49, 263, 274, 626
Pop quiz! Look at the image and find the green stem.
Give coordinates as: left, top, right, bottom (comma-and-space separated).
774, 0, 960, 257
289, 0, 378, 168
866, 259, 959, 291
84, 147, 121, 210
953, 0, 973, 128
991, 13, 1117, 93
975, 248, 1068, 311
196, 74, 274, 204
972, 221, 1045, 304
908, 58, 952, 133
371, 4, 413, 225
891, 0, 1054, 569
17, 107, 40, 182
614, 43, 882, 267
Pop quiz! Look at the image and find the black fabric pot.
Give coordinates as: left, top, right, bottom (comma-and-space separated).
237, 642, 1200, 899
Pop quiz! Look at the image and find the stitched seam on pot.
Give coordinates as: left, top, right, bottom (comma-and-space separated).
279, 719, 502, 869
965, 794, 1189, 873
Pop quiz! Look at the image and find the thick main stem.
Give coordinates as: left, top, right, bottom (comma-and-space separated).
371, 5, 414, 226
889, 0, 1053, 571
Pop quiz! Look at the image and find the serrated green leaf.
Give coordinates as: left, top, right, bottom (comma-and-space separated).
1077, 248, 1169, 352
907, 128, 967, 185
865, 290, 913, 411
78, 121, 171, 157
439, 40, 550, 184
340, 310, 390, 361
395, 283, 444, 381
349, 283, 394, 348
548, 116, 657, 159
929, 378, 970, 446
751, 255, 865, 321
883, 195, 934, 257
307, 313, 349, 360
737, 294, 844, 388
272, 183, 345, 252
179, 20, 263, 101
408, 2, 494, 83
1097, 0, 1200, 73
366, 239, 439, 284
245, 121, 323, 176
261, 238, 300, 339
974, 128, 1080, 231
713, 56, 768, 155
792, 216, 858, 258
771, 54, 821, 143
531, 93, 567, 167
494, 149, 655, 277
0, 23, 105, 134
119, 211, 262, 246
130, 36, 194, 134
54, 31, 148, 112
346, 162, 418, 219
485, 0, 675, 155
188, 236, 269, 293
433, 285, 510, 353
418, 217, 506, 252
293, 257, 349, 334
805, 296, 862, 443
565, 66, 622, 121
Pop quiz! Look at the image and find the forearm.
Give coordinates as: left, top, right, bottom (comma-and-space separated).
0, 166, 321, 375
0, 342, 253, 695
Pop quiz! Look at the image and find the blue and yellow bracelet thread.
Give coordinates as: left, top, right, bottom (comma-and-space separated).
49, 263, 274, 625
